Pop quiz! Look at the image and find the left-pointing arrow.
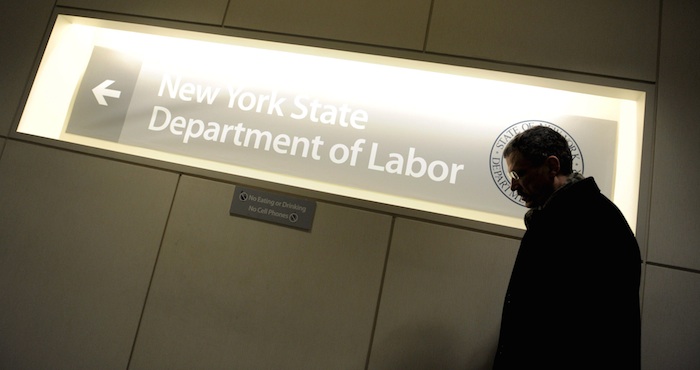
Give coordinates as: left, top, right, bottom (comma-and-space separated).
92, 80, 122, 106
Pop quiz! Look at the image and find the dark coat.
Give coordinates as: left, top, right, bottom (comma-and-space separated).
493, 177, 641, 369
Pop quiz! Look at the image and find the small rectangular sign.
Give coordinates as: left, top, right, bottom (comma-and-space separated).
230, 186, 316, 231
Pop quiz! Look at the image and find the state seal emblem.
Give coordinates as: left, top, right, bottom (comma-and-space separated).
489, 120, 584, 206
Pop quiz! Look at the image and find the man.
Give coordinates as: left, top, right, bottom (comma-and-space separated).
493, 126, 641, 369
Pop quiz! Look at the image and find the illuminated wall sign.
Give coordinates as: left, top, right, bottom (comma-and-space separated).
17, 15, 646, 231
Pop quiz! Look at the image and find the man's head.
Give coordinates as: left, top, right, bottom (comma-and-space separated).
503, 126, 573, 208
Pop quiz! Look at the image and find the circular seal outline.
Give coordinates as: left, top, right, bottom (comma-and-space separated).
489, 120, 584, 207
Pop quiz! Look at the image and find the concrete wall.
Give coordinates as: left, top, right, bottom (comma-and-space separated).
1, 0, 698, 369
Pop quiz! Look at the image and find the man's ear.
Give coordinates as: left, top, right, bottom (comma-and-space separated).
545, 155, 560, 175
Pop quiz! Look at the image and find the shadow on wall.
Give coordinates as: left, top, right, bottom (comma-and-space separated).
369, 323, 494, 370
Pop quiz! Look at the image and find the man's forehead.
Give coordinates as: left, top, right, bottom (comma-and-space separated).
505, 151, 530, 169
505, 150, 521, 164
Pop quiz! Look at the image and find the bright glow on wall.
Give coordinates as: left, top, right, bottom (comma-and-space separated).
18, 15, 646, 231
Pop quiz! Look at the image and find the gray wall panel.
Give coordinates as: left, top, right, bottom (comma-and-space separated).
0, 140, 178, 370
57, 0, 229, 25
641, 265, 700, 369
224, 0, 432, 50
368, 218, 518, 369
130, 175, 392, 369
427, 0, 659, 81
647, 0, 700, 270
0, 0, 55, 137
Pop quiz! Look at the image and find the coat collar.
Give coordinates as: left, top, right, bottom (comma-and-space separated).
524, 172, 588, 228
